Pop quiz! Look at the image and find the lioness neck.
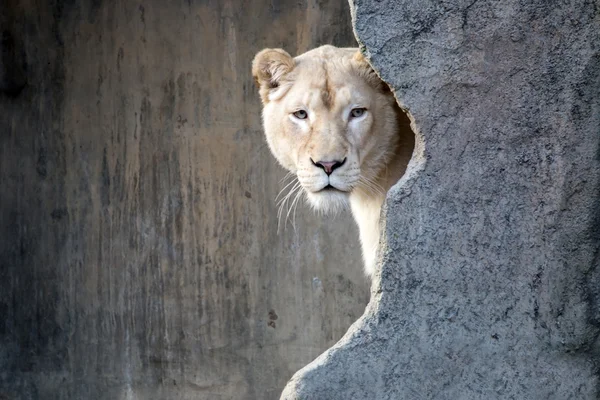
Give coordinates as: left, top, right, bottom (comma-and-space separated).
350, 191, 385, 276
349, 136, 411, 276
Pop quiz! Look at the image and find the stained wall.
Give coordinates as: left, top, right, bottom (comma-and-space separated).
0, 1, 368, 399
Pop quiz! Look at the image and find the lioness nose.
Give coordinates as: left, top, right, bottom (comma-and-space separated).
311, 158, 346, 176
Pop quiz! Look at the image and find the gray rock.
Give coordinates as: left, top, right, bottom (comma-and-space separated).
282, 0, 600, 398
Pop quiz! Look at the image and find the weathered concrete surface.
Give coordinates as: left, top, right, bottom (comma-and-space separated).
282, 0, 600, 398
0, 1, 368, 399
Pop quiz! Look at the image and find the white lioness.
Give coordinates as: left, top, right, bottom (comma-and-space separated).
252, 45, 413, 276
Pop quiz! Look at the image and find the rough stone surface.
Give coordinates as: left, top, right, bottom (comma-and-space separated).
282, 0, 600, 398
0, 1, 368, 399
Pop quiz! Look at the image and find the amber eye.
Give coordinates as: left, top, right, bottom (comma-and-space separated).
350, 108, 366, 118
293, 110, 308, 119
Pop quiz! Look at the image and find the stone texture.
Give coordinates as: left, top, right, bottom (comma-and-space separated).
282, 0, 600, 398
0, 1, 368, 399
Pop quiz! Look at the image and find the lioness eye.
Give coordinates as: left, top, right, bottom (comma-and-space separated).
350, 108, 366, 118
293, 110, 308, 119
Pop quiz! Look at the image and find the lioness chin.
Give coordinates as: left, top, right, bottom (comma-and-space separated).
252, 45, 413, 276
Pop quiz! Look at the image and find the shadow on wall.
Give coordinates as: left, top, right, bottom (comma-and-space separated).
0, 4, 27, 95
0, 1, 377, 400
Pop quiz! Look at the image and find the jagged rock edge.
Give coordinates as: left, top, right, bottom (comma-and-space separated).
280, 2, 427, 398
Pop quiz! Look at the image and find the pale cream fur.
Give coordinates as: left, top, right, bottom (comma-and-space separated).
252, 45, 413, 276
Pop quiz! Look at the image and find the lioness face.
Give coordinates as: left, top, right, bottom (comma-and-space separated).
253, 46, 399, 214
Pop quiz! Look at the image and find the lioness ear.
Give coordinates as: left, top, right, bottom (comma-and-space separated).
352, 50, 368, 64
352, 50, 389, 92
252, 48, 295, 103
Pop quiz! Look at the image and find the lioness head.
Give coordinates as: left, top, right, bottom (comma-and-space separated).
252, 45, 401, 214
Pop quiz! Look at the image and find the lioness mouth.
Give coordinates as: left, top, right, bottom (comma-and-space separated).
320, 184, 340, 192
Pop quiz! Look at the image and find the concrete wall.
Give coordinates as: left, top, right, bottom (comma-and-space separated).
0, 1, 368, 399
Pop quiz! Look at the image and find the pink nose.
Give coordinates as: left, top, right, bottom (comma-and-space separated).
311, 158, 346, 175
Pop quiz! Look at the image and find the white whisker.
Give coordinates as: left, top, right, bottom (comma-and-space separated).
278, 171, 294, 184
277, 181, 302, 233
276, 178, 300, 202
287, 188, 304, 231
277, 181, 301, 207
292, 191, 305, 230
359, 175, 385, 197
